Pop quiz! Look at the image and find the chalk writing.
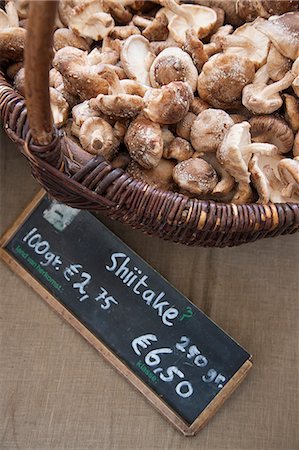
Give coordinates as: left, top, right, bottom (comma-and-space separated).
106, 253, 180, 327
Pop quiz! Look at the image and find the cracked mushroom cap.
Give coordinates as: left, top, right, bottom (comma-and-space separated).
126, 158, 176, 191
160, 0, 217, 44
249, 152, 285, 203
68, 1, 115, 41
249, 116, 294, 154
256, 12, 299, 61
121, 34, 155, 86
50, 87, 69, 128
173, 157, 218, 196
53, 47, 110, 100
149, 47, 198, 92
144, 81, 193, 125
190, 109, 234, 153
0, 27, 26, 65
223, 19, 270, 69
79, 117, 119, 159
197, 53, 255, 110
242, 69, 296, 115
124, 114, 163, 169
277, 157, 299, 200
53, 28, 90, 52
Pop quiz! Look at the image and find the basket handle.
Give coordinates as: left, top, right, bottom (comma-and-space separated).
24, 1, 58, 146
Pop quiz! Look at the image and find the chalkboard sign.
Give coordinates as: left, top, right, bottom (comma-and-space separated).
0, 192, 252, 436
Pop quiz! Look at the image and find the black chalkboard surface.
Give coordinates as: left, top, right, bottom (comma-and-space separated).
1, 192, 252, 435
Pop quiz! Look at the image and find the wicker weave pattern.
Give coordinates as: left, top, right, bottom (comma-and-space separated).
1, 72, 299, 247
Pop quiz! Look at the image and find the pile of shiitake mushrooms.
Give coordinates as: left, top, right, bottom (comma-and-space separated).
2, 0, 299, 203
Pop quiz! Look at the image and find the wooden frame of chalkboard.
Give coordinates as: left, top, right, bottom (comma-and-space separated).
0, 191, 252, 436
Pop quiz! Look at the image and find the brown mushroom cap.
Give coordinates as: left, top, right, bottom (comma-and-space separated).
124, 115, 163, 169
149, 47, 198, 92
127, 158, 176, 191
142, 12, 169, 42
249, 116, 294, 154
53, 28, 90, 52
197, 53, 255, 109
237, 0, 299, 21
256, 12, 299, 61
190, 109, 234, 153
144, 81, 193, 125
53, 47, 110, 100
173, 158, 218, 196
0, 27, 26, 65
163, 137, 194, 161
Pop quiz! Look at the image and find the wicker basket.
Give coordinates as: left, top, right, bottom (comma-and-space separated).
0, 1, 298, 247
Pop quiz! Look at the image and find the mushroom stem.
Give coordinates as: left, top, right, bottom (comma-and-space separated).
253, 64, 269, 84
132, 16, 152, 28
262, 71, 295, 98
160, 0, 189, 21
5, 1, 19, 27
241, 143, 278, 156
203, 42, 219, 57
91, 136, 105, 151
